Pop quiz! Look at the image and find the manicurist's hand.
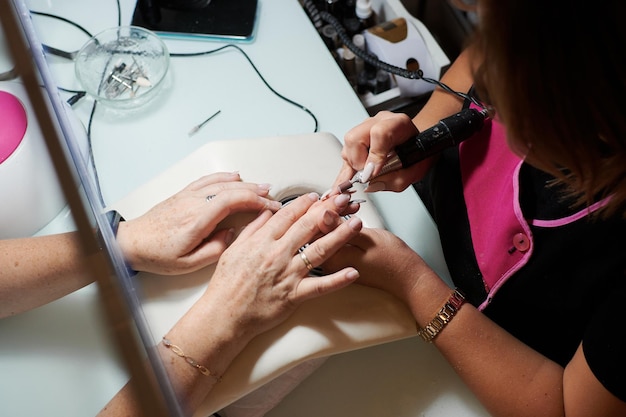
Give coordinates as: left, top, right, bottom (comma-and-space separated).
335, 111, 433, 193
116, 172, 283, 275
322, 227, 439, 305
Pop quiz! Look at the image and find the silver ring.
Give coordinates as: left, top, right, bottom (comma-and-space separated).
300, 251, 314, 271
206, 194, 217, 202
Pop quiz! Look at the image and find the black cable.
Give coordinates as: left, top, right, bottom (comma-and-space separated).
29, 10, 93, 38
29, 12, 91, 105
115, 0, 122, 26
30, 3, 122, 207
301, 0, 323, 30
34, 1, 319, 207
171, 44, 320, 133
66, 91, 86, 106
86, 96, 106, 207
316, 9, 485, 109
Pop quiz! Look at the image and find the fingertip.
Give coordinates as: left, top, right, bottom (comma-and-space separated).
345, 268, 360, 281
257, 183, 272, 192
360, 162, 375, 183
333, 193, 350, 207
224, 228, 235, 245
263, 198, 282, 212
348, 216, 363, 231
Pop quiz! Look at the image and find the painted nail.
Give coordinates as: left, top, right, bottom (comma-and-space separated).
224, 228, 235, 245
308, 192, 320, 201
268, 200, 282, 211
360, 162, 375, 183
323, 210, 335, 226
346, 268, 360, 280
334, 193, 350, 206
348, 216, 363, 230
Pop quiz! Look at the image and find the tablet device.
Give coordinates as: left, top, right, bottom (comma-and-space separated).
131, 0, 259, 42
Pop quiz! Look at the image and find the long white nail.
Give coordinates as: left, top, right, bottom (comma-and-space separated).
360, 162, 375, 183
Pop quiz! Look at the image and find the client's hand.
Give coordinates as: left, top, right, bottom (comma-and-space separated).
116, 172, 282, 275
205, 192, 363, 338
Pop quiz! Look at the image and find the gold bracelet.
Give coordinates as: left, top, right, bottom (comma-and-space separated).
417, 288, 466, 343
162, 337, 221, 381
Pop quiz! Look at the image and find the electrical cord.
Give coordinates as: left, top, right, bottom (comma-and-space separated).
170, 44, 320, 133
29, 10, 94, 38
29, 3, 121, 206
307, 5, 484, 109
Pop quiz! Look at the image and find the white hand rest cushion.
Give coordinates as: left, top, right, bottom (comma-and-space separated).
107, 132, 418, 416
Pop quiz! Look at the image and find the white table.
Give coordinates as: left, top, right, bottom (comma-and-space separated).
0, 1, 489, 416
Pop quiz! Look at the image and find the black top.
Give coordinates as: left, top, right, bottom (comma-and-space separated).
414, 143, 626, 402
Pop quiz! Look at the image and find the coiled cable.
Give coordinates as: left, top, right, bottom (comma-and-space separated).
303, 3, 484, 108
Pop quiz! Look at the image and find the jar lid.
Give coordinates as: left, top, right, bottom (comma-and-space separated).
0, 90, 28, 164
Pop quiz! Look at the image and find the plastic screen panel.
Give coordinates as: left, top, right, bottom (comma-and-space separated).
0, 1, 182, 415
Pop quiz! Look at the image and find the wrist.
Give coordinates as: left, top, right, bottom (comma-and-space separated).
416, 288, 466, 342
107, 215, 139, 275
403, 269, 456, 327
167, 294, 257, 376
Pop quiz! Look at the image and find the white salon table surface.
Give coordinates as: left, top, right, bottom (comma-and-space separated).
0, 0, 488, 416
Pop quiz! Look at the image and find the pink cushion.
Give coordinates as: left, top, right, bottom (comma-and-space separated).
0, 90, 28, 164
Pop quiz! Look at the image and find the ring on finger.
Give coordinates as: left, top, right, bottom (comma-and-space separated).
300, 250, 314, 271
206, 194, 217, 202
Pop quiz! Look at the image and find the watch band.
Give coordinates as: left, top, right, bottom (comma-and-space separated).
98, 210, 138, 277
417, 288, 466, 343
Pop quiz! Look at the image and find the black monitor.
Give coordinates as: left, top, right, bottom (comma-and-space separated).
132, 0, 259, 41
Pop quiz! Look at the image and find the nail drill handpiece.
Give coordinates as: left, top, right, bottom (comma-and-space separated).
351, 107, 489, 185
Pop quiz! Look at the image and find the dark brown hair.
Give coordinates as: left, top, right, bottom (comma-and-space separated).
471, 0, 626, 217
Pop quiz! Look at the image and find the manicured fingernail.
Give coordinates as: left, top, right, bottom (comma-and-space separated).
361, 162, 375, 183
268, 200, 282, 211
365, 181, 385, 192
224, 228, 235, 245
323, 210, 335, 226
257, 183, 272, 191
308, 192, 319, 201
348, 216, 362, 230
346, 268, 360, 280
334, 193, 350, 206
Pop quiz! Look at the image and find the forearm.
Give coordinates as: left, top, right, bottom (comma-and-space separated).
0, 232, 93, 318
98, 291, 257, 417
407, 272, 565, 417
413, 48, 476, 131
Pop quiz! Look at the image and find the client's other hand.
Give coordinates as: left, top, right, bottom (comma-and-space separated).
117, 172, 282, 275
